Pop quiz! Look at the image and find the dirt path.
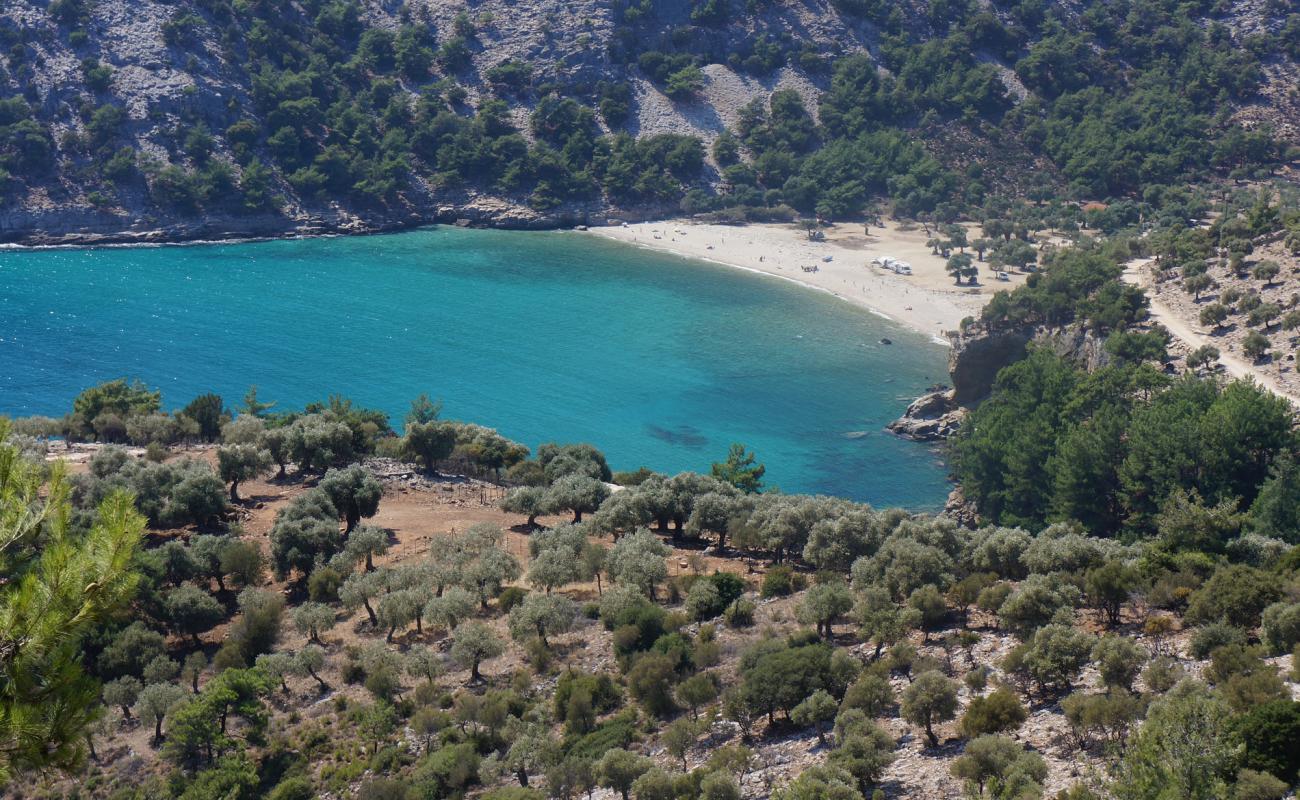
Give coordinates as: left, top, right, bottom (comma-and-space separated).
1122, 258, 1300, 407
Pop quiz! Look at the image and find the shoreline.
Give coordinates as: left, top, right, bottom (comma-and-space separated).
0, 196, 637, 249
1, 210, 1016, 347
585, 219, 1026, 344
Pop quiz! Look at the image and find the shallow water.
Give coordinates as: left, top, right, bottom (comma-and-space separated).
0, 227, 951, 508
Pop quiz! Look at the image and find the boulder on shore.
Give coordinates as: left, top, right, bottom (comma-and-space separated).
887, 389, 965, 441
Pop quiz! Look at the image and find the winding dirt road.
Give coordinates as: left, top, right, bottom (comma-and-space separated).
1121, 258, 1300, 407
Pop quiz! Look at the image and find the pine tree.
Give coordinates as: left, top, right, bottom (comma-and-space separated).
0, 422, 144, 780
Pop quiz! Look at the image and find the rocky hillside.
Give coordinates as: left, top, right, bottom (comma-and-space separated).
0, 0, 1297, 243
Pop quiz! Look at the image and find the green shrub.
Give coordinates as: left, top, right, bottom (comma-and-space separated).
1190, 622, 1248, 660
409, 742, 479, 799
563, 709, 638, 761
724, 598, 756, 628
1231, 701, 1300, 785
498, 586, 527, 613
267, 776, 314, 800
761, 565, 801, 597
1261, 601, 1300, 655
959, 687, 1027, 737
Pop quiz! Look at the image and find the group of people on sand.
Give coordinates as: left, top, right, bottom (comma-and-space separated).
801, 264, 820, 273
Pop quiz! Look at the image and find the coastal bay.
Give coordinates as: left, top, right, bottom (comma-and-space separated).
0, 227, 954, 507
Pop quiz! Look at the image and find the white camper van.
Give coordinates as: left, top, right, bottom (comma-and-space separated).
871, 256, 912, 275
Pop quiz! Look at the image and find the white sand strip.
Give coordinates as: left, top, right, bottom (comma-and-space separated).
585, 218, 1025, 344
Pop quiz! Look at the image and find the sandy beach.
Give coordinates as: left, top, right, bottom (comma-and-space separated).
587, 218, 1029, 344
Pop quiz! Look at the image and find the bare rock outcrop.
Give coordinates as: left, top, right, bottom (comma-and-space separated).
887, 387, 965, 441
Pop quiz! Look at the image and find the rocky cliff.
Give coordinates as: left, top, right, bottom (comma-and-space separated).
889, 321, 1117, 444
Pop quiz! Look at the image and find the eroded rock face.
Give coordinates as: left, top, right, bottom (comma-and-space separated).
944, 321, 1110, 408
947, 328, 1032, 406
943, 484, 979, 527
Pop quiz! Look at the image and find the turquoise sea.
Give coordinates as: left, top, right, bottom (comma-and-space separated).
0, 227, 951, 508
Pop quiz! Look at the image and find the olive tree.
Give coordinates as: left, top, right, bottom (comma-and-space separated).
255, 652, 296, 693
851, 530, 956, 600
796, 580, 855, 638
319, 465, 383, 533
528, 523, 588, 592
340, 569, 386, 626
1021, 525, 1117, 574
686, 491, 750, 552
261, 427, 291, 477
856, 586, 918, 660
464, 544, 522, 610
596, 748, 653, 800
216, 445, 271, 503
587, 490, 652, 540
403, 421, 457, 472
135, 683, 186, 744
180, 652, 206, 694
296, 645, 329, 691
1014, 623, 1095, 696
450, 621, 505, 683
700, 772, 741, 800
1261, 601, 1300, 655
342, 525, 390, 573
951, 735, 1046, 797
501, 485, 549, 528
803, 507, 886, 572
545, 474, 610, 523
156, 540, 196, 586
538, 443, 613, 483
676, 672, 721, 719
164, 584, 226, 646
965, 526, 1031, 579
188, 533, 230, 591
791, 690, 838, 743
1092, 635, 1146, 691
827, 713, 896, 796
1085, 560, 1139, 627
901, 670, 958, 747
605, 529, 671, 598
508, 593, 577, 647
142, 656, 178, 686
770, 766, 863, 800
504, 718, 558, 788
377, 587, 428, 641
286, 415, 354, 474
221, 414, 265, 446
425, 586, 477, 633
997, 575, 1081, 635
405, 647, 443, 687
103, 676, 142, 720
269, 489, 340, 580
292, 601, 337, 644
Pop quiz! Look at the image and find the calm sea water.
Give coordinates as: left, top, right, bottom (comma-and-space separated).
0, 227, 951, 508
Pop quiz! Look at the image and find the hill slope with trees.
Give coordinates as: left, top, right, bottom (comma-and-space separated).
0, 0, 1297, 242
